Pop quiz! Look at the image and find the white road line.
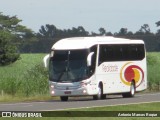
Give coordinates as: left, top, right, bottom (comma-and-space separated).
22, 105, 33, 107
0, 101, 49, 106
137, 92, 160, 97
0, 103, 32, 106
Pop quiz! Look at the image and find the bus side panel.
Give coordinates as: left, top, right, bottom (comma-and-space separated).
95, 60, 147, 94
96, 62, 130, 94
135, 59, 147, 92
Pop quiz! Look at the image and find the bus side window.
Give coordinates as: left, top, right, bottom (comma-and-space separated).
129, 45, 137, 60
99, 45, 115, 64
99, 45, 107, 65
137, 44, 145, 60
99, 44, 145, 63
106, 46, 114, 61
128, 44, 145, 60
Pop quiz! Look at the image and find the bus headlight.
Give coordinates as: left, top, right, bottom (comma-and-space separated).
50, 85, 54, 88
83, 90, 87, 94
51, 90, 55, 95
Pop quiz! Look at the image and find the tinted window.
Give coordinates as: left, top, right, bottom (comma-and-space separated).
99, 44, 145, 64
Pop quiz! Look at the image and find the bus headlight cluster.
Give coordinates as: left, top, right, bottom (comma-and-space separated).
51, 90, 55, 95
83, 90, 87, 94
50, 85, 54, 88
50, 84, 55, 95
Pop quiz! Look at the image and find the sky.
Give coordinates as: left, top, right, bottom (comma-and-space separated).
0, 0, 160, 33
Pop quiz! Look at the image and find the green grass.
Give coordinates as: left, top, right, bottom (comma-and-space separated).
0, 94, 52, 103
57, 102, 160, 119
0, 54, 49, 101
70, 102, 160, 111
0, 102, 160, 120
147, 52, 160, 91
0, 54, 45, 78
0, 54, 46, 87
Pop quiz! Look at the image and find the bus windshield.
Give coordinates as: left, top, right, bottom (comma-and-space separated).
49, 49, 89, 83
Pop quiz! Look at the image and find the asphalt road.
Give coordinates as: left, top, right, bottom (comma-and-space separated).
0, 92, 160, 111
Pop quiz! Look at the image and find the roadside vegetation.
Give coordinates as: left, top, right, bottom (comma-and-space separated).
71, 102, 160, 111
0, 53, 160, 102
147, 52, 160, 91
0, 54, 50, 102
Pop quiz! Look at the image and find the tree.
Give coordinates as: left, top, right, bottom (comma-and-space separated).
77, 26, 89, 36
35, 24, 63, 53
37, 24, 57, 38
139, 24, 151, 34
106, 32, 113, 36
0, 12, 34, 64
99, 27, 106, 36
156, 21, 160, 27
117, 28, 128, 36
0, 30, 19, 65
156, 21, 160, 35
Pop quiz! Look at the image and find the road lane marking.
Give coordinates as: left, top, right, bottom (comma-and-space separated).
0, 103, 32, 106
137, 92, 160, 97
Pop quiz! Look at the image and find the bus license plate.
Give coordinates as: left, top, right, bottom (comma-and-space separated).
64, 91, 71, 94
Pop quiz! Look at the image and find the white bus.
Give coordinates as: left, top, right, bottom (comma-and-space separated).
44, 36, 147, 101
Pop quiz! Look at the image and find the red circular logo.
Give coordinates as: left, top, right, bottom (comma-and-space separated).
120, 62, 144, 87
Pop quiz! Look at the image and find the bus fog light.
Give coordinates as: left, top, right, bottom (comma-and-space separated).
83, 90, 87, 94
51, 90, 55, 94
51, 85, 54, 88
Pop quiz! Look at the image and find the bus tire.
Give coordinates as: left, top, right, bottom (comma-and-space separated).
93, 84, 104, 100
60, 96, 68, 101
122, 81, 135, 98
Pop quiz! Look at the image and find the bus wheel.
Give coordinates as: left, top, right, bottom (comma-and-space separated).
122, 81, 135, 98
93, 85, 102, 100
60, 96, 68, 101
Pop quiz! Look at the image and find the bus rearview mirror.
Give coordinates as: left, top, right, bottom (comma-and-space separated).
43, 54, 50, 68
87, 52, 94, 67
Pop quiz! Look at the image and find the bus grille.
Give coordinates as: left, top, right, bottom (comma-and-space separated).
55, 85, 81, 90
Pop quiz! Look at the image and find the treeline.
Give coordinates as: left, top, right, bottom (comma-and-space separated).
21, 23, 160, 53
1, 12, 160, 55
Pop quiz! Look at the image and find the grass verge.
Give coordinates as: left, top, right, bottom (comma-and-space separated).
0, 102, 160, 120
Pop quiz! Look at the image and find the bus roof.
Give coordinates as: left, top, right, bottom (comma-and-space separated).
51, 36, 144, 50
